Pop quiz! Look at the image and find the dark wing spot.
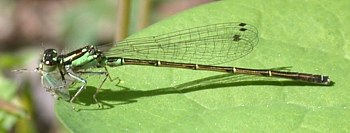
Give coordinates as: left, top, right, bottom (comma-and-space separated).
238, 23, 247, 27
239, 28, 247, 31
233, 35, 241, 42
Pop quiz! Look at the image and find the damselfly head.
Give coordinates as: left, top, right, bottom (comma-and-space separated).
42, 49, 58, 66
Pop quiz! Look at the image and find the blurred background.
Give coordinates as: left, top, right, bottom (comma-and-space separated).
0, 0, 216, 132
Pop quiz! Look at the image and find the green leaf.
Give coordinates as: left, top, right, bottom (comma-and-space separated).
56, 0, 350, 132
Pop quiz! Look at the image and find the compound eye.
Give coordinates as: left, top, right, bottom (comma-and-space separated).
43, 59, 56, 66
44, 49, 58, 58
42, 49, 58, 66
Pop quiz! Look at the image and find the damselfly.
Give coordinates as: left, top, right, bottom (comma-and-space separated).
33, 22, 330, 110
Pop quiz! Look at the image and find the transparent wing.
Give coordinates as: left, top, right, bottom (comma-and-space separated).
104, 22, 258, 65
41, 71, 71, 101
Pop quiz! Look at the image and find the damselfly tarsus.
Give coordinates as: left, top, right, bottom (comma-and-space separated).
34, 22, 330, 110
